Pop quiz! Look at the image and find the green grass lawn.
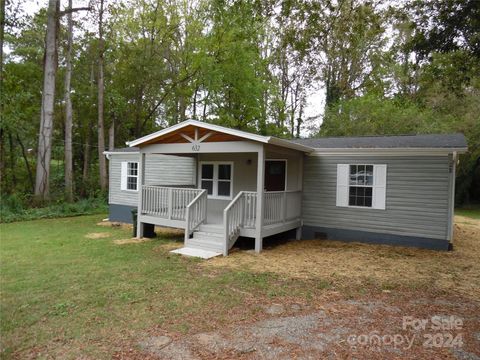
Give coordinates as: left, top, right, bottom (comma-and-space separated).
455, 204, 480, 219
1, 215, 295, 359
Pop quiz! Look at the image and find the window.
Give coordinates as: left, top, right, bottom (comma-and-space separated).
127, 162, 139, 190
121, 161, 139, 191
336, 164, 387, 210
349, 165, 373, 207
200, 162, 232, 199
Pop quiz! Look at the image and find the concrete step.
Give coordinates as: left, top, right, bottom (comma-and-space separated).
170, 247, 221, 259
186, 238, 224, 253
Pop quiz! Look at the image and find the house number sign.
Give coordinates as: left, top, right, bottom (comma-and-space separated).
192, 144, 200, 151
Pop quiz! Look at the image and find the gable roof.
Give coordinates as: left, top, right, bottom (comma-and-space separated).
126, 120, 313, 152
292, 133, 467, 151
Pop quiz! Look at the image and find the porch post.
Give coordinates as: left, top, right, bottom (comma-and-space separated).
136, 152, 145, 238
255, 145, 265, 253
296, 152, 304, 240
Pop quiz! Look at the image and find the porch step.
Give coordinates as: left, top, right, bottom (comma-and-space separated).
186, 231, 225, 253
198, 224, 223, 234
193, 231, 223, 241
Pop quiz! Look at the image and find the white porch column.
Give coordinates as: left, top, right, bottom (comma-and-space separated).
255, 145, 265, 253
136, 152, 145, 238
296, 152, 304, 240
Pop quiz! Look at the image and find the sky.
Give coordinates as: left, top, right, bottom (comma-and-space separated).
17, 0, 325, 135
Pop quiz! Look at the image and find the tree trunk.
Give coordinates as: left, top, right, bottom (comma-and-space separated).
97, 0, 107, 191
81, 62, 94, 196
82, 129, 90, 195
0, 0, 5, 95
192, 87, 198, 119
108, 119, 114, 150
8, 133, 16, 188
178, 94, 186, 122
17, 134, 35, 193
35, 0, 60, 201
64, 0, 74, 202
296, 101, 303, 139
0, 129, 4, 190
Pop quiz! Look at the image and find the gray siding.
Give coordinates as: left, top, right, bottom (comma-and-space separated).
109, 153, 139, 207
108, 153, 195, 207
302, 155, 451, 240
144, 154, 195, 186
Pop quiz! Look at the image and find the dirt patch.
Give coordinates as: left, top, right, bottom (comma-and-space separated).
97, 221, 184, 240
455, 215, 480, 231
97, 220, 132, 230
113, 238, 154, 245
84, 232, 112, 239
204, 217, 480, 300
154, 226, 184, 239
138, 293, 480, 359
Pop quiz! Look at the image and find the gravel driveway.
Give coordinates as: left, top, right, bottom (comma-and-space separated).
137, 295, 480, 360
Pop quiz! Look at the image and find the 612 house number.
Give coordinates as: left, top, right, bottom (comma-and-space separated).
192, 144, 200, 151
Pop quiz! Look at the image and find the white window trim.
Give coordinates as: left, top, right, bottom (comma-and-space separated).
265, 159, 288, 192
198, 161, 234, 200
121, 161, 139, 192
336, 163, 387, 210
347, 164, 374, 209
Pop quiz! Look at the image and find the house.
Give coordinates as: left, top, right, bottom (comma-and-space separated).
104, 120, 467, 257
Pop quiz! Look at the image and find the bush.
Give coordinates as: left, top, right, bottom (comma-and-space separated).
0, 195, 108, 223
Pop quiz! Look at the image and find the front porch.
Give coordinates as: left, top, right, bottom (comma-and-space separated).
131, 120, 311, 256
138, 185, 303, 255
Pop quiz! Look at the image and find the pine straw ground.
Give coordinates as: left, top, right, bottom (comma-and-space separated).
122, 215, 480, 360
204, 215, 480, 300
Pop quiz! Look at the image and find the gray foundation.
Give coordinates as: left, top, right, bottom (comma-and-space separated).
109, 204, 137, 224
302, 225, 450, 251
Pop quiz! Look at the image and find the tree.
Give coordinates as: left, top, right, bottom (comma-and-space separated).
2, 8, 44, 195
97, 0, 107, 191
34, 0, 60, 201
0, 0, 6, 189
409, 0, 480, 59
63, 0, 74, 201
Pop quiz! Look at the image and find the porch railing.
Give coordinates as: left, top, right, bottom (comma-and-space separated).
141, 186, 203, 221
185, 190, 207, 242
223, 190, 302, 254
227, 190, 302, 230
264, 190, 302, 225
242, 191, 258, 228
223, 191, 250, 255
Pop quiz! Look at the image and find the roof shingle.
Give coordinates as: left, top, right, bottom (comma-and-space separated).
291, 133, 467, 149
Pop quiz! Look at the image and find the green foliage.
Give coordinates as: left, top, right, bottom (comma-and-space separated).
2, 0, 479, 205
0, 196, 108, 223
408, 0, 480, 58
321, 94, 448, 136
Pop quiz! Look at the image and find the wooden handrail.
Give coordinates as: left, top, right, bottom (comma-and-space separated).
223, 191, 246, 255
185, 189, 207, 243
187, 189, 207, 208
